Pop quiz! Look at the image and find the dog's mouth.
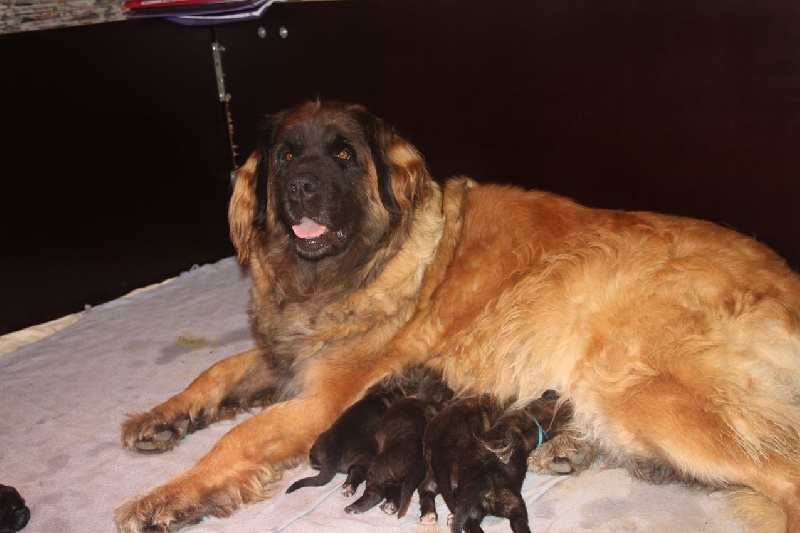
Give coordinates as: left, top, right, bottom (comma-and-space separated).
292, 217, 329, 240
291, 216, 346, 259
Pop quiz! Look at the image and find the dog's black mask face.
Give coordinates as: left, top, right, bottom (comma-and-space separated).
267, 113, 377, 261
0, 484, 30, 533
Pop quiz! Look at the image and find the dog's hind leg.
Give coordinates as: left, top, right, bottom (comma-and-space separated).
344, 487, 384, 515
734, 467, 800, 533
504, 491, 532, 533
604, 372, 800, 533
121, 349, 279, 453
417, 474, 439, 524
342, 464, 368, 496
379, 485, 401, 514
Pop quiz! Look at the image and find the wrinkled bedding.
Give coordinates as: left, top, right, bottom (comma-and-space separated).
0, 258, 750, 532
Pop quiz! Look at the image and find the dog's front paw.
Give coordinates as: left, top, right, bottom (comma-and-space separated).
528, 434, 596, 475
121, 410, 203, 454
115, 491, 204, 533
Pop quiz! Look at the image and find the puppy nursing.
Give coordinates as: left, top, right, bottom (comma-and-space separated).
285, 381, 400, 497
420, 392, 571, 533
344, 396, 433, 517
449, 392, 571, 533
288, 370, 570, 533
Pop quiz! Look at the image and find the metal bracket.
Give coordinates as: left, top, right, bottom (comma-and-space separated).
211, 42, 230, 103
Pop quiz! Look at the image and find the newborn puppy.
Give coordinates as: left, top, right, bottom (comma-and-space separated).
0, 484, 30, 533
418, 395, 506, 526
286, 383, 400, 496
344, 396, 439, 517
450, 391, 572, 533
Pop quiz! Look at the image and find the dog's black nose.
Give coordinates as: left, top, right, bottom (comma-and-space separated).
287, 174, 320, 202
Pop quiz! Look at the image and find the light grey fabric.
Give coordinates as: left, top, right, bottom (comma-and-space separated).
0, 258, 748, 532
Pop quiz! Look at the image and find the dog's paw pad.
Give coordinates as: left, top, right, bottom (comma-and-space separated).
420, 512, 437, 525
380, 501, 397, 515
134, 440, 158, 452
568, 451, 588, 465
125, 416, 192, 454
341, 484, 355, 497
154, 429, 174, 442
548, 457, 575, 474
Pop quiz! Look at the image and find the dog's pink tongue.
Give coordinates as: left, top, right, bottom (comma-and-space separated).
292, 217, 328, 239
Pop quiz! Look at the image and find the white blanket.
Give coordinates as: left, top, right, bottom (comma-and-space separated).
0, 258, 750, 532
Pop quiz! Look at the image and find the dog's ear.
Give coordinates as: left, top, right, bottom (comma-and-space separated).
228, 113, 284, 263
228, 153, 259, 263
354, 109, 402, 216
353, 106, 431, 217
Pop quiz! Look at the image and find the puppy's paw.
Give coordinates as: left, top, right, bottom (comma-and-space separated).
121, 411, 200, 454
528, 434, 596, 475
341, 483, 355, 497
419, 511, 438, 525
344, 504, 360, 515
380, 500, 397, 515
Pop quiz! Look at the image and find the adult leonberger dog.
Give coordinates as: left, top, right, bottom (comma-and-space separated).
116, 100, 800, 532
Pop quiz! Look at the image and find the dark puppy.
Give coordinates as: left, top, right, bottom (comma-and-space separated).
450, 392, 572, 533
0, 485, 30, 533
344, 368, 452, 517
286, 382, 399, 496
418, 395, 506, 526
344, 396, 436, 517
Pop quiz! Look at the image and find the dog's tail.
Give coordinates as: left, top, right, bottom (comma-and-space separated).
728, 489, 786, 533
286, 468, 336, 493
431, 453, 457, 512
450, 478, 485, 533
396, 459, 427, 519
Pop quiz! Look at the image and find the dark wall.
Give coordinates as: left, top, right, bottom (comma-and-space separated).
1, 19, 235, 335
3, 0, 800, 334
219, 0, 800, 266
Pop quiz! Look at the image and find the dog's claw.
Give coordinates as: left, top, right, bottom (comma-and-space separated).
122, 413, 195, 454
528, 434, 596, 475
548, 457, 576, 474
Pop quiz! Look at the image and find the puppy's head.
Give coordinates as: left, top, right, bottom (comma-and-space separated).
229, 101, 432, 263
0, 485, 30, 533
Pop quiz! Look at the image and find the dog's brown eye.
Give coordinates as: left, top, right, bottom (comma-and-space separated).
283, 151, 293, 161
336, 149, 351, 161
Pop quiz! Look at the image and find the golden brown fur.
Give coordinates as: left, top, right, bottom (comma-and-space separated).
116, 101, 800, 532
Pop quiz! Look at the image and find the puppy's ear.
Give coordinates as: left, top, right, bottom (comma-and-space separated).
228, 153, 260, 263
353, 106, 431, 217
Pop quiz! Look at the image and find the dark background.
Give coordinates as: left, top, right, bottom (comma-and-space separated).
2, 0, 799, 335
